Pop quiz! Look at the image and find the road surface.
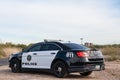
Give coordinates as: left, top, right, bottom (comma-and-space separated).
0, 58, 8, 66
0, 58, 120, 80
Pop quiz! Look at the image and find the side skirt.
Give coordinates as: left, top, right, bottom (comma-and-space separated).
21, 68, 52, 73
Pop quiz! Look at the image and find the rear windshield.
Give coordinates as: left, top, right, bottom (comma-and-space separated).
64, 43, 90, 50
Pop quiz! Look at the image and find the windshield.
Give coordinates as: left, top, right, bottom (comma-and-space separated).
64, 43, 90, 50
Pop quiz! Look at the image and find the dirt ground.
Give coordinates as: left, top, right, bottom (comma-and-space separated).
0, 61, 120, 80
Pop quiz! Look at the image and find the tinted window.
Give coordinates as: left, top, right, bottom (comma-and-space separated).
55, 42, 70, 50
41, 44, 61, 51
64, 43, 90, 50
29, 45, 41, 52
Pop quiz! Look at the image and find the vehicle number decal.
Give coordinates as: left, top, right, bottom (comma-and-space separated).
66, 52, 74, 58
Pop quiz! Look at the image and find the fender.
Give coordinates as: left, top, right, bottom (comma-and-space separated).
9, 52, 23, 63
51, 51, 71, 68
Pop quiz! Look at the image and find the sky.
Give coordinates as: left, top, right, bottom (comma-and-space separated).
0, 0, 120, 44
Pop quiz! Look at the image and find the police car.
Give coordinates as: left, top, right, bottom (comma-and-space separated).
9, 40, 105, 78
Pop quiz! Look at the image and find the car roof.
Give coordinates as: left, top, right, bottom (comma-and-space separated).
36, 41, 70, 50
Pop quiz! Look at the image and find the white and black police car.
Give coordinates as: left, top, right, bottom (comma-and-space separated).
9, 40, 105, 78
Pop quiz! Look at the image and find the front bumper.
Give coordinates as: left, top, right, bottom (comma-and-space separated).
68, 63, 105, 73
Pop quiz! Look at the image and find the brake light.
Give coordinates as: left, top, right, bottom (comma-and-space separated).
76, 51, 88, 57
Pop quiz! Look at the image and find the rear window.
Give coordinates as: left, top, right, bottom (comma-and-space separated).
64, 43, 90, 50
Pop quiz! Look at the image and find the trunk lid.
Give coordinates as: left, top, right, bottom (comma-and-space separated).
88, 50, 103, 59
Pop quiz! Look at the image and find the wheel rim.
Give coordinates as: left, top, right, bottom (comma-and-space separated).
12, 62, 18, 72
54, 63, 64, 76
13, 64, 17, 69
58, 67, 62, 73
13, 63, 17, 72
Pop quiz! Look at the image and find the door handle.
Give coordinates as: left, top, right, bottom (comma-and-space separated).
33, 53, 37, 55
51, 53, 55, 55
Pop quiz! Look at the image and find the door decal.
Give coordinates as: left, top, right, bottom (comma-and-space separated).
27, 55, 32, 61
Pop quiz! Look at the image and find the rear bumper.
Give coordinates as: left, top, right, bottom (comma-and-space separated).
68, 63, 105, 73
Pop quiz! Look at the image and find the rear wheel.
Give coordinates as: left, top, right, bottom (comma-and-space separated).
80, 71, 92, 76
10, 59, 21, 73
52, 61, 68, 78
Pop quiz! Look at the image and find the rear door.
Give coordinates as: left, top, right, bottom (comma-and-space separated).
37, 43, 61, 69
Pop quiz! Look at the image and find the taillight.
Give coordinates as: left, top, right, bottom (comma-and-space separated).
76, 51, 88, 57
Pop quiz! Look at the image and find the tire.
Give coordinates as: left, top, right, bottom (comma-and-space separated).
80, 71, 92, 76
10, 59, 21, 73
52, 61, 68, 78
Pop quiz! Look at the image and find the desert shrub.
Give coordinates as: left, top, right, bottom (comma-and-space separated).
0, 42, 120, 60
0, 47, 6, 58
106, 55, 120, 61
100, 47, 120, 61
102, 47, 120, 55
92, 44, 120, 61
0, 43, 27, 58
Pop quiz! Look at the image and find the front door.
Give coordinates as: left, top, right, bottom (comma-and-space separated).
22, 43, 61, 69
22, 44, 41, 68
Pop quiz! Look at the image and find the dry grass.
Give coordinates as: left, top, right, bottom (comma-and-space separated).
0, 44, 120, 61
0, 48, 5, 58
0, 47, 21, 58
101, 47, 120, 61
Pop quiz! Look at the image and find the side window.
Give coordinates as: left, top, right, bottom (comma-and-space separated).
41, 44, 61, 51
29, 45, 41, 52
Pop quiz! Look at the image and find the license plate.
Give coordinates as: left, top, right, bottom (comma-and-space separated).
95, 65, 100, 70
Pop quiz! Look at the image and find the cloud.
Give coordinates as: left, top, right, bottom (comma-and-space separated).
0, 0, 120, 44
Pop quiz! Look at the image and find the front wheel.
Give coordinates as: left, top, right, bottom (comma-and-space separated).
52, 61, 68, 78
80, 71, 92, 76
10, 59, 21, 73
